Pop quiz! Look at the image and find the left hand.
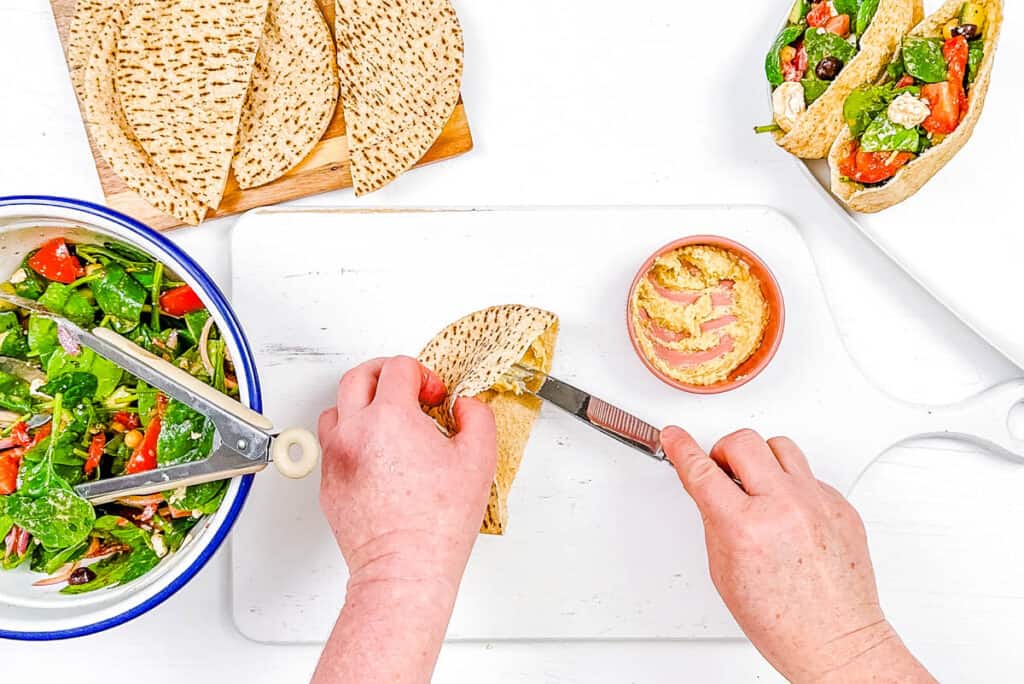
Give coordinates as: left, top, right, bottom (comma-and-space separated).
317, 355, 498, 597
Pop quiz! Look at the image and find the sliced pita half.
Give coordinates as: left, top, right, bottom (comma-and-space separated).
68, 0, 123, 99
335, 0, 463, 195
116, 0, 269, 209
80, 3, 205, 226
232, 0, 339, 189
772, 0, 920, 159
828, 0, 1003, 212
419, 305, 559, 535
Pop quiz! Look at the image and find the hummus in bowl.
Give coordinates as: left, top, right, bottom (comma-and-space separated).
627, 236, 784, 393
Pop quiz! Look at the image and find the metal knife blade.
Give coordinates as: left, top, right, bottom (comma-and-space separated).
522, 368, 664, 460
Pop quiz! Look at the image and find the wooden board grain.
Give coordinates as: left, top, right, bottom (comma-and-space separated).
48, 0, 473, 231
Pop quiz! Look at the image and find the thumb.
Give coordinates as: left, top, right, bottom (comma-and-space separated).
663, 426, 744, 521
453, 396, 497, 453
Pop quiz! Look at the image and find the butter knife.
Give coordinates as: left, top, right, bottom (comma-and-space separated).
515, 365, 665, 461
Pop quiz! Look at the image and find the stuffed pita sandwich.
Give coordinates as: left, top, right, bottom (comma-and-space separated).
827, 0, 1002, 212
759, 0, 921, 159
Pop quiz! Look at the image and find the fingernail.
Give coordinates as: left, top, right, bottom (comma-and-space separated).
661, 425, 683, 439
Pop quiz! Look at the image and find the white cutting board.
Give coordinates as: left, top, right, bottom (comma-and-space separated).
227, 206, 1024, 643
804, 1, 1024, 367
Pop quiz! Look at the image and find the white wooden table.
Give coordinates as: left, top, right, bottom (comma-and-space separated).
1, 1, 1021, 680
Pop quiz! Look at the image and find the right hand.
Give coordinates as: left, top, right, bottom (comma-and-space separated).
317, 356, 497, 597
663, 427, 935, 683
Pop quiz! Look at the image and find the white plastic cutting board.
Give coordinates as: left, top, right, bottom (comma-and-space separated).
228, 206, 1024, 644
804, 1, 1023, 368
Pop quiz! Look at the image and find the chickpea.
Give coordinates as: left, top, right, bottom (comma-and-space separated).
124, 429, 144, 449
780, 45, 796, 63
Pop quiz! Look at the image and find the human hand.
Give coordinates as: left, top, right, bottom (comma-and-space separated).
317, 356, 497, 597
663, 427, 934, 683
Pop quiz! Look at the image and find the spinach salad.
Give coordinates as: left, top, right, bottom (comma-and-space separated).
0, 237, 236, 593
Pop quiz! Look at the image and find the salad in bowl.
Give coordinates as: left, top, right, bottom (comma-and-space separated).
0, 196, 259, 639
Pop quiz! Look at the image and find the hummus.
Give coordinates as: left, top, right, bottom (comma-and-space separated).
631, 245, 769, 386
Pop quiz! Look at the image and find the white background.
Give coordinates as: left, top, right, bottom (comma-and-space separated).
0, 0, 1022, 681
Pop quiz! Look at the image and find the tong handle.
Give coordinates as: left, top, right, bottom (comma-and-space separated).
93, 327, 273, 431
271, 428, 320, 478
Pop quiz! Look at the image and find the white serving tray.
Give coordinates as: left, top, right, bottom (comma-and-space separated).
227, 206, 1024, 644
804, 1, 1023, 368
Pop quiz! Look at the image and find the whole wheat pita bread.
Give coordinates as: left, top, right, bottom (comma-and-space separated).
772, 0, 921, 159
419, 305, 559, 535
232, 0, 339, 189
334, 0, 463, 195
116, 0, 269, 209
80, 2, 205, 226
828, 0, 1002, 212
68, 0, 121, 99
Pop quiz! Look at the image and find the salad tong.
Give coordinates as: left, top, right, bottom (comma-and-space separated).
0, 290, 319, 504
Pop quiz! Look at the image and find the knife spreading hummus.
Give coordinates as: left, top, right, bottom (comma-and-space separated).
630, 245, 769, 386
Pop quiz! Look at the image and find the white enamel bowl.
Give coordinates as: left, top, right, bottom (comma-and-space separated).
0, 196, 260, 640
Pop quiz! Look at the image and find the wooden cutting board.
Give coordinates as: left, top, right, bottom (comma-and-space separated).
47, 0, 473, 231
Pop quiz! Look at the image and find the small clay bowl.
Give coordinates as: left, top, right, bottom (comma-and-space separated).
626, 235, 785, 394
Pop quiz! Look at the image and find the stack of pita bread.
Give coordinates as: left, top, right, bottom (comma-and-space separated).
68, 0, 464, 225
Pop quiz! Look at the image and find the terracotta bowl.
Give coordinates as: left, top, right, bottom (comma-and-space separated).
626, 235, 785, 394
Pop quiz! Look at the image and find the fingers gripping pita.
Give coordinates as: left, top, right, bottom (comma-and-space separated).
419, 305, 559, 535
233, 0, 339, 189
116, 0, 269, 209
80, 2, 205, 226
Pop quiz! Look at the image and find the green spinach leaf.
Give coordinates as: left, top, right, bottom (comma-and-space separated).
38, 372, 97, 405
801, 75, 831, 104
157, 399, 214, 467
804, 26, 857, 71
46, 348, 122, 400
27, 315, 58, 361
855, 0, 880, 36
38, 283, 95, 327
902, 37, 947, 83
967, 39, 984, 84
92, 264, 147, 323
765, 24, 806, 87
0, 370, 31, 414
0, 312, 29, 359
834, 0, 858, 17
0, 488, 94, 550
860, 113, 920, 152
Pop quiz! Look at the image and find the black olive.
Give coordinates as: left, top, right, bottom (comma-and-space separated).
951, 23, 979, 40
68, 566, 97, 586
815, 56, 843, 81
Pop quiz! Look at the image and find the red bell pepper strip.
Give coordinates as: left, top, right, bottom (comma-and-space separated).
113, 411, 140, 430
838, 142, 914, 184
10, 422, 31, 447
84, 433, 106, 475
896, 74, 916, 88
125, 394, 168, 474
0, 449, 22, 495
159, 285, 205, 317
27, 238, 85, 285
922, 36, 969, 135
807, 1, 832, 27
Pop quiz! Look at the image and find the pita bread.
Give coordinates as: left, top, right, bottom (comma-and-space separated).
772, 0, 920, 159
828, 0, 1003, 212
116, 0, 269, 209
334, 0, 463, 195
419, 305, 559, 535
232, 0, 339, 189
80, 2, 205, 226
68, 0, 122, 99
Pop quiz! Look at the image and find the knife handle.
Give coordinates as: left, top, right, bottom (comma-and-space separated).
585, 397, 665, 459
